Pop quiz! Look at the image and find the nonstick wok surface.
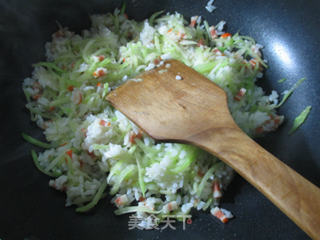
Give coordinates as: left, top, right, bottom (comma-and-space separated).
0, 0, 319, 239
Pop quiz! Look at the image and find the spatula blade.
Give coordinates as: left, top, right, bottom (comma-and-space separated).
106, 60, 235, 141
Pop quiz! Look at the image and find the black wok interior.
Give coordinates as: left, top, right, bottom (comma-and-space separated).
0, 0, 319, 239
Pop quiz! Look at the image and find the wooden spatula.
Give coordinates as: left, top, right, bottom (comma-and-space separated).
107, 59, 320, 239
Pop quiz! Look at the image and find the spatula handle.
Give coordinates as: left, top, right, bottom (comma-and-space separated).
188, 127, 320, 240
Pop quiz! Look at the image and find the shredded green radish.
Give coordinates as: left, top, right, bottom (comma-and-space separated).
171, 145, 198, 173
149, 10, 164, 26
197, 163, 221, 197
31, 149, 61, 177
22, 133, 56, 149
110, 165, 137, 195
136, 157, 146, 197
114, 206, 161, 215
76, 179, 108, 212
22, 8, 288, 228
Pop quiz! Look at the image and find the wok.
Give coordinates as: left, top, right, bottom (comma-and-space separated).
0, 0, 319, 239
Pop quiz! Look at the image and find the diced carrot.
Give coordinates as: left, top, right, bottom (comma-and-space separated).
79, 159, 84, 169
66, 149, 73, 158
81, 129, 87, 137
129, 135, 135, 144
221, 33, 232, 38
255, 114, 282, 135
32, 94, 41, 100
32, 81, 41, 89
51, 182, 57, 189
115, 197, 121, 206
139, 196, 145, 202
87, 151, 96, 158
249, 59, 263, 70
54, 30, 64, 38
190, 16, 198, 27
197, 38, 204, 46
99, 119, 106, 126
98, 55, 105, 61
99, 121, 111, 127
274, 117, 281, 125
249, 59, 257, 67
234, 95, 241, 101
213, 48, 221, 54
167, 28, 173, 33
129, 131, 143, 144
98, 69, 105, 76
197, 170, 204, 177
221, 217, 228, 223
212, 181, 222, 199
77, 93, 82, 104
209, 26, 217, 39
213, 209, 229, 223
255, 126, 264, 134
93, 68, 106, 78
234, 88, 247, 101
215, 210, 224, 219
67, 85, 74, 92
96, 82, 102, 87
154, 58, 160, 65
115, 195, 128, 207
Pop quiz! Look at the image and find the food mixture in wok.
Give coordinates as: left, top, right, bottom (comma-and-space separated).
22, 8, 286, 228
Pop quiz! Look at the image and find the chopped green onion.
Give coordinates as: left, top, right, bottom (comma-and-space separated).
278, 78, 287, 83
218, 47, 227, 52
277, 78, 305, 107
289, 106, 312, 135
